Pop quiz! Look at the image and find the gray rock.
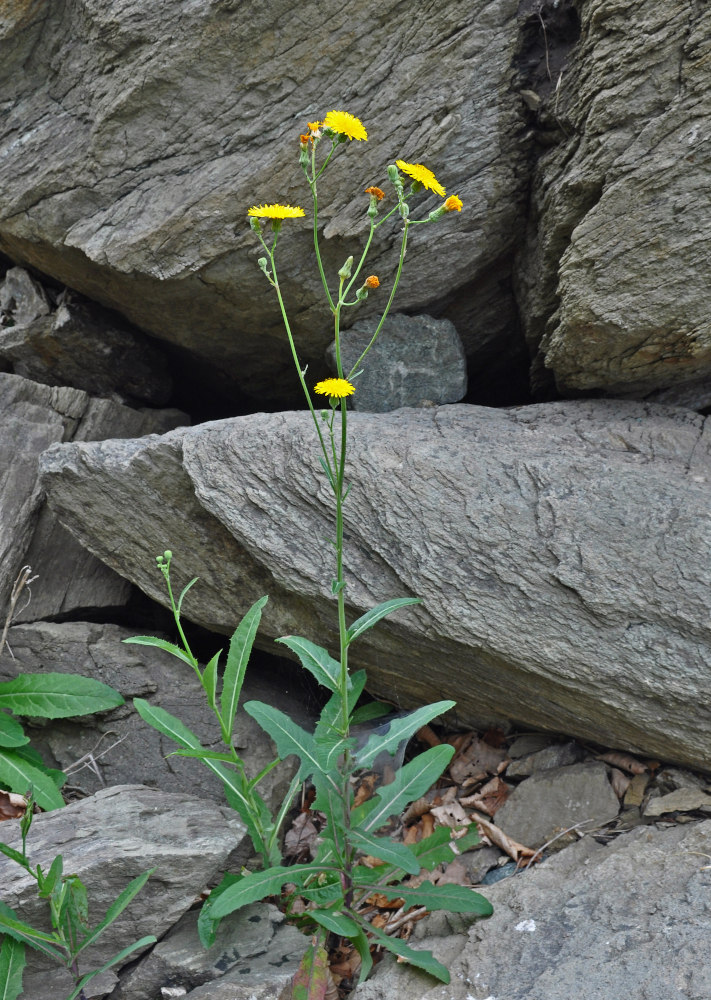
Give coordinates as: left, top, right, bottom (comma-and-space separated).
0, 785, 247, 1000
326, 313, 467, 411
643, 788, 711, 817
0, 372, 186, 622
0, 271, 173, 404
505, 741, 584, 779
1, 621, 308, 817
0, 0, 530, 404
113, 903, 307, 1000
0, 265, 50, 327
516, 0, 711, 400
507, 734, 553, 758
40, 398, 711, 770
493, 762, 620, 849
353, 819, 711, 1000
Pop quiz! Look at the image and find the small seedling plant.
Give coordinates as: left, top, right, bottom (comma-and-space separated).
127, 110, 491, 990
0, 793, 155, 1000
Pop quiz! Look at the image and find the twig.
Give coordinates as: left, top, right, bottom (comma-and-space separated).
522, 819, 596, 870
381, 905, 428, 935
0, 566, 38, 661
63, 732, 128, 784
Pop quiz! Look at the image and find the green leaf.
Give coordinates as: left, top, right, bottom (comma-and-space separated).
368, 923, 450, 983
75, 868, 155, 957
11, 745, 65, 790
37, 854, 63, 900
0, 843, 28, 869
243, 701, 335, 785
348, 831, 421, 875
346, 598, 421, 645
221, 597, 268, 739
0, 714, 28, 750
0, 674, 123, 719
0, 905, 65, 962
208, 863, 335, 920
0, 934, 25, 1000
291, 941, 330, 1000
122, 635, 196, 668
0, 750, 66, 811
412, 824, 481, 871
67, 936, 157, 1000
353, 745, 454, 834
314, 669, 367, 742
349, 701, 392, 726
176, 577, 199, 615
347, 921, 373, 984
309, 908, 360, 938
355, 701, 455, 770
363, 880, 493, 918
197, 872, 241, 948
201, 650, 220, 712
170, 748, 236, 762
275, 636, 341, 693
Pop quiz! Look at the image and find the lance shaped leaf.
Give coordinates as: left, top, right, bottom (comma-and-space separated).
244, 701, 337, 786
355, 701, 455, 769
67, 936, 157, 1000
0, 674, 123, 718
0, 934, 25, 1000
0, 750, 65, 811
122, 635, 196, 668
315, 669, 367, 742
291, 941, 330, 1000
0, 715, 27, 750
368, 922, 450, 982
276, 636, 341, 693
208, 863, 335, 920
353, 744, 454, 833
346, 598, 421, 645
348, 830, 421, 875
360, 880, 492, 917
221, 597, 268, 738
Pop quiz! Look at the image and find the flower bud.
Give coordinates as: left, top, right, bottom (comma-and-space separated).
249, 217, 262, 234
355, 287, 368, 301
338, 255, 354, 280
258, 257, 270, 278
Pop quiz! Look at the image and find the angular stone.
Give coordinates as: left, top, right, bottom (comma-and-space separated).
326, 313, 467, 412
40, 399, 711, 769
643, 788, 711, 817
0, 786, 247, 1000
353, 819, 711, 1000
493, 763, 620, 849
505, 740, 584, 779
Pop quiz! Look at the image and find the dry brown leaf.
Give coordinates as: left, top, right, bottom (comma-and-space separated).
461, 776, 511, 816
431, 798, 470, 828
0, 791, 27, 821
450, 734, 509, 786
415, 724, 442, 748
609, 767, 631, 799
433, 858, 470, 886
421, 812, 435, 838
367, 893, 404, 910
482, 727, 507, 748
596, 751, 647, 774
353, 773, 379, 807
370, 911, 394, 927
401, 796, 430, 825
472, 812, 537, 864
360, 855, 387, 868
403, 822, 421, 845
283, 812, 320, 859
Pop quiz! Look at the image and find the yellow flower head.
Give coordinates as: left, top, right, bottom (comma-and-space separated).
444, 195, 463, 212
365, 186, 385, 201
395, 160, 446, 198
314, 377, 355, 398
322, 110, 368, 141
364, 275, 380, 289
307, 121, 321, 132
247, 204, 305, 220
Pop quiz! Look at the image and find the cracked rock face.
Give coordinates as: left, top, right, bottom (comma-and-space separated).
0, 0, 529, 404
516, 0, 711, 402
40, 399, 711, 769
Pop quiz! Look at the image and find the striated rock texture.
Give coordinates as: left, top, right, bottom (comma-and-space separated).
40, 400, 711, 769
516, 0, 711, 402
0, 0, 530, 405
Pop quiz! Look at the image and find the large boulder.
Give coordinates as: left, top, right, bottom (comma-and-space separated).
0, 372, 186, 620
516, 0, 711, 402
0, 0, 530, 404
40, 400, 711, 770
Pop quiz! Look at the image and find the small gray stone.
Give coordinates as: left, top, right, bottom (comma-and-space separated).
494, 763, 620, 849
327, 313, 467, 412
643, 788, 711, 817
0, 266, 51, 327
506, 741, 584, 778
507, 734, 553, 758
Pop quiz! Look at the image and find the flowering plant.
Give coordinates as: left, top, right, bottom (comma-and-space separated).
128, 110, 489, 992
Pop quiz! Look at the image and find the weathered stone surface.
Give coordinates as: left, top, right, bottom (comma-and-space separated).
643, 787, 711, 817
505, 740, 584, 779
2, 621, 308, 814
0, 785, 246, 1000
516, 0, 711, 401
40, 399, 711, 769
326, 313, 467, 411
0, 372, 186, 620
0, 269, 172, 404
353, 819, 711, 1000
494, 762, 620, 848
112, 902, 307, 1000
0, 0, 530, 404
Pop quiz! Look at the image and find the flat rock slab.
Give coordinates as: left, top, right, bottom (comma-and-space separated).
494, 762, 621, 848
40, 399, 711, 770
353, 819, 711, 1000
0, 785, 246, 1000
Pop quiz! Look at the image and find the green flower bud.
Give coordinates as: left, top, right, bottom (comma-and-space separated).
338, 255, 354, 280
355, 287, 368, 301
249, 217, 262, 234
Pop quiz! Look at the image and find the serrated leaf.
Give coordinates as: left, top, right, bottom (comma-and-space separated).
309, 908, 360, 938
122, 635, 196, 668
314, 670, 367, 742
170, 749, 236, 762
197, 872, 241, 948
201, 650, 220, 712
349, 701, 392, 725
349, 831, 420, 875
0, 751, 65, 811
275, 636, 341, 693
208, 863, 335, 920
0, 905, 64, 962
0, 934, 25, 1000
11, 745, 65, 790
348, 921, 373, 984
221, 597, 268, 739
355, 701, 455, 769
361, 880, 493, 917
74, 868, 155, 957
0, 714, 28, 750
346, 598, 421, 645
368, 923, 449, 982
243, 701, 336, 786
291, 941, 330, 1000
412, 824, 481, 871
0, 675, 123, 719
67, 936, 157, 1000
37, 854, 63, 900
353, 745, 454, 833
